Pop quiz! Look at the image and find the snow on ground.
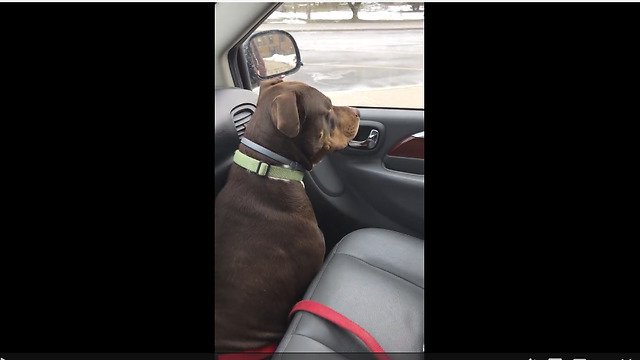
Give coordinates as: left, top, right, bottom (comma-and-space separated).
267, 5, 423, 24
263, 54, 297, 67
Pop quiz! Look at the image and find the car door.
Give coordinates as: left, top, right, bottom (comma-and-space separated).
305, 107, 424, 246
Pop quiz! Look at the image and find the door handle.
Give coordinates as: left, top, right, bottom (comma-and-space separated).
348, 129, 379, 150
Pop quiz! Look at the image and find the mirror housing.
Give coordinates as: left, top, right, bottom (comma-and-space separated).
243, 30, 302, 86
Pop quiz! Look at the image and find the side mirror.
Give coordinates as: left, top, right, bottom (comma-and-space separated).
243, 30, 302, 85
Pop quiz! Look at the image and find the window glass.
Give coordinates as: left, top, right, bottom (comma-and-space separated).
253, 2, 424, 109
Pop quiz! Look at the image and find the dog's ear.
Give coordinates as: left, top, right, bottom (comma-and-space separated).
270, 92, 300, 138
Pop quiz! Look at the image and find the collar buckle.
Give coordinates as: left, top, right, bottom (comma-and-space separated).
233, 150, 304, 182
256, 161, 271, 177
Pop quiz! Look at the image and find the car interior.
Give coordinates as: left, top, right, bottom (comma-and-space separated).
215, 2, 424, 356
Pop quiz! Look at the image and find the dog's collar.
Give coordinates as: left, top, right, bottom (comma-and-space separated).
233, 150, 304, 182
240, 137, 305, 172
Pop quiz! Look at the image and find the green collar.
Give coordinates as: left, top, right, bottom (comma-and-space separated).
233, 150, 305, 182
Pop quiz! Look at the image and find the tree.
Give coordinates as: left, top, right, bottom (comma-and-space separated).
306, 2, 312, 20
347, 2, 362, 20
411, 3, 423, 12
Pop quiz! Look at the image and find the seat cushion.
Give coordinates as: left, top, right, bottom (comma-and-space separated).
274, 228, 424, 358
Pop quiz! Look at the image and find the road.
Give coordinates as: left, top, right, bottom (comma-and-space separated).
283, 29, 423, 94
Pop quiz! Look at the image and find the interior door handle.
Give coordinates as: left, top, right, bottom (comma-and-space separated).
348, 129, 379, 149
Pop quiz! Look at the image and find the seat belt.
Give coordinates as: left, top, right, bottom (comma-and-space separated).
215, 342, 278, 360
289, 300, 391, 360
217, 300, 391, 360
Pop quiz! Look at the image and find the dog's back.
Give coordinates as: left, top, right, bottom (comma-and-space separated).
214, 150, 325, 351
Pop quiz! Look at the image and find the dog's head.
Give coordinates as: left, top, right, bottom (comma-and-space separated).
244, 78, 360, 170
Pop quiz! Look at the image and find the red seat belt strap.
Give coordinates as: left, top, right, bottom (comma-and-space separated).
289, 299, 391, 360
216, 342, 278, 360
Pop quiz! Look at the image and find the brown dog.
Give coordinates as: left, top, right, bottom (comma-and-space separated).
215, 78, 360, 352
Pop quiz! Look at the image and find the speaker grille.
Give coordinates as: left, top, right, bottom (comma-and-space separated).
232, 103, 255, 138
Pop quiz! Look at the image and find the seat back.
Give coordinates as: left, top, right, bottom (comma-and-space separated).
214, 88, 258, 197
274, 228, 424, 357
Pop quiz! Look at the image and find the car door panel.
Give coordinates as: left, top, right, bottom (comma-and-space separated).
385, 131, 424, 174
305, 108, 424, 244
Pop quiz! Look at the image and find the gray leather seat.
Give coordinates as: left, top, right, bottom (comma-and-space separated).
273, 228, 424, 359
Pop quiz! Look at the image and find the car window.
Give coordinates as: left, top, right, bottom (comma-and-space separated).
251, 2, 424, 109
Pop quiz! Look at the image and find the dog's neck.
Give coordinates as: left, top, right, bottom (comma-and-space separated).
240, 134, 314, 172
240, 138, 305, 171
